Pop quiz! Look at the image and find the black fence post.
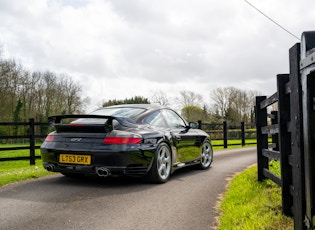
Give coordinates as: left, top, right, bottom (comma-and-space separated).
289, 43, 306, 229
223, 121, 227, 148
241, 121, 245, 146
256, 96, 268, 182
29, 118, 35, 165
277, 74, 293, 217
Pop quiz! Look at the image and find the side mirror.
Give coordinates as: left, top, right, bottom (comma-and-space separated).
189, 122, 199, 129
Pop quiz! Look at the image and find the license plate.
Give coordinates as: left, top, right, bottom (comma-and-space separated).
59, 154, 91, 165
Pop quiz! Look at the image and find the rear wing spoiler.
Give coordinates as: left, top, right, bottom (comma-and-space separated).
48, 114, 138, 132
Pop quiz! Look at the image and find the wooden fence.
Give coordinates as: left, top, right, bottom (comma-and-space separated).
256, 31, 315, 229
199, 121, 256, 148
0, 118, 48, 165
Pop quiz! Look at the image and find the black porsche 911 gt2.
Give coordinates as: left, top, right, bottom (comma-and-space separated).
40, 104, 213, 183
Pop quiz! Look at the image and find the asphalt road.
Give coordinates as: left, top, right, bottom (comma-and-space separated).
0, 147, 257, 230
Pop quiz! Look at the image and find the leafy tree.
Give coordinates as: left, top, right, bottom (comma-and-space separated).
125, 96, 150, 104
181, 105, 206, 122
102, 96, 150, 107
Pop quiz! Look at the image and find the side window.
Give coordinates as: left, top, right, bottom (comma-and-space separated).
162, 109, 186, 128
144, 111, 168, 127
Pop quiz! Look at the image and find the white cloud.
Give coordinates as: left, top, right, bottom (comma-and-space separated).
0, 0, 314, 112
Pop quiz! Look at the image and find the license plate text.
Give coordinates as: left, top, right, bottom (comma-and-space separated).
59, 154, 91, 165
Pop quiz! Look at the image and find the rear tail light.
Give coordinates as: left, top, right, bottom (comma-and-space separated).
44, 135, 55, 142
103, 131, 142, 145
103, 137, 142, 144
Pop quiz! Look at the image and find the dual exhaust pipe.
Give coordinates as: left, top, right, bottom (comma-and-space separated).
96, 167, 111, 177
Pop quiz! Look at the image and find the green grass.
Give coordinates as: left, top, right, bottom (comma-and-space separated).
0, 147, 53, 186
216, 163, 293, 230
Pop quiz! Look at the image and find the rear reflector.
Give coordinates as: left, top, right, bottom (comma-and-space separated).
103, 136, 142, 145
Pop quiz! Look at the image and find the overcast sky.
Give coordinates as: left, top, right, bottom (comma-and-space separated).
0, 0, 314, 112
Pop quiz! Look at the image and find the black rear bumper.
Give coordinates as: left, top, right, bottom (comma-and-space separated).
40, 148, 155, 177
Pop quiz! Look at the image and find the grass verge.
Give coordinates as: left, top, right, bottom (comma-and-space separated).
216, 164, 293, 230
0, 160, 53, 187
0, 148, 53, 187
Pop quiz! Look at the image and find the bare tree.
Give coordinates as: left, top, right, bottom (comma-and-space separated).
210, 87, 230, 118
0, 53, 87, 123
177, 90, 203, 108
0, 59, 24, 121
248, 90, 263, 123
59, 75, 83, 114
210, 87, 262, 124
150, 90, 169, 106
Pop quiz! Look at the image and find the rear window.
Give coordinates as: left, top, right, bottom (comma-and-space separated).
70, 107, 146, 124
91, 107, 146, 118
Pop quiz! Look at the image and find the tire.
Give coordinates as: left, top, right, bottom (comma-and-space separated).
199, 140, 213, 170
147, 143, 172, 184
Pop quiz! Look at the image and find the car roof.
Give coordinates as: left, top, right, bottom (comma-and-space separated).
103, 104, 168, 110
